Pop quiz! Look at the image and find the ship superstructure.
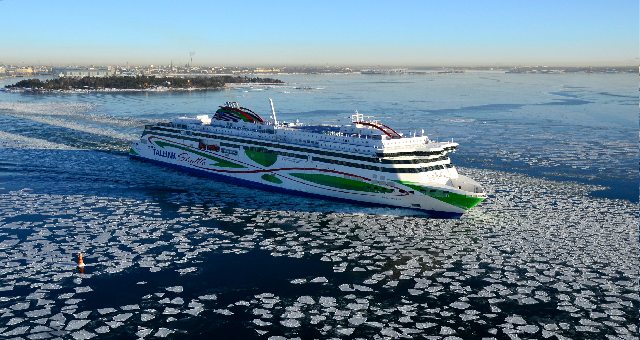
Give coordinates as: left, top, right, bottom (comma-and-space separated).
130, 100, 486, 214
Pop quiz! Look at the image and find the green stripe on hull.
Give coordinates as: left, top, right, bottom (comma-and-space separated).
395, 180, 484, 210
261, 174, 283, 184
432, 192, 484, 210
290, 173, 393, 193
154, 140, 246, 168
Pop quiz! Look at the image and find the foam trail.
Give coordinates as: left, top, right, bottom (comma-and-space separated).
0, 131, 78, 150
6, 114, 137, 142
0, 101, 150, 128
0, 101, 95, 115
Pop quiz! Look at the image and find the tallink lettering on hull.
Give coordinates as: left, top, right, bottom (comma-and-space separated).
178, 152, 207, 166
153, 148, 177, 159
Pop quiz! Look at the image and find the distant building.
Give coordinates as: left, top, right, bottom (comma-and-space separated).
117, 70, 140, 77
0, 66, 5, 75
254, 68, 281, 73
15, 67, 34, 76
54, 67, 112, 78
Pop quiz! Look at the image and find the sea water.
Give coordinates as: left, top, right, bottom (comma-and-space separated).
0, 73, 637, 338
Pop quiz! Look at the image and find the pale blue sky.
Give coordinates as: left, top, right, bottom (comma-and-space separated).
0, 0, 637, 66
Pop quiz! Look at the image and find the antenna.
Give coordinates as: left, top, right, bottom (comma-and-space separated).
269, 98, 278, 126
351, 109, 364, 123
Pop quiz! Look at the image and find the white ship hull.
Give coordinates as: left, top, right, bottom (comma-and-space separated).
130, 130, 485, 215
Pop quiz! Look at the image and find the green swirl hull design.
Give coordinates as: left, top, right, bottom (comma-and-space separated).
245, 147, 278, 167
261, 174, 283, 184
290, 173, 394, 194
395, 180, 485, 210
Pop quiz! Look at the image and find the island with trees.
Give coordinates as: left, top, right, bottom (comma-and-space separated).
4, 75, 284, 92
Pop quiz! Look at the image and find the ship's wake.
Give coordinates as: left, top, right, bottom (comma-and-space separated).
0, 101, 148, 152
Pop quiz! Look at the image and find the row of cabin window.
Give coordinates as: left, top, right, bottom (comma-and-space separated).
312, 157, 379, 170
376, 147, 456, 158
384, 163, 453, 173
220, 142, 238, 149
244, 145, 307, 160
380, 155, 449, 164
150, 126, 449, 165
312, 156, 453, 173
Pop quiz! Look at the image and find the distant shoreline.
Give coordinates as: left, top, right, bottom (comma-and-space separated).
2, 83, 285, 94
3, 75, 284, 93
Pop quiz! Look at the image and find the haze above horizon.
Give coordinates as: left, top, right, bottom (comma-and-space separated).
0, 0, 637, 67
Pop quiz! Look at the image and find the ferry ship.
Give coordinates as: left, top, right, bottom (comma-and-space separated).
130, 100, 486, 215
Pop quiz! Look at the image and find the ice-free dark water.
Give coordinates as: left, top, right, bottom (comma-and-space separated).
0, 73, 637, 339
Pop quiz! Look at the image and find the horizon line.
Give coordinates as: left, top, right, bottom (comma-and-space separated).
1, 62, 637, 68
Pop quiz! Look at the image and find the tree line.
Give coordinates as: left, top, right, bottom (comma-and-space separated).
5, 75, 284, 90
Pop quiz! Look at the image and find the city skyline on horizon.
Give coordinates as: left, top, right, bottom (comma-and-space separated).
1, 0, 637, 67
1, 62, 636, 69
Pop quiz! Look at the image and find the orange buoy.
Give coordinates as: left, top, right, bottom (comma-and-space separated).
77, 252, 85, 268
